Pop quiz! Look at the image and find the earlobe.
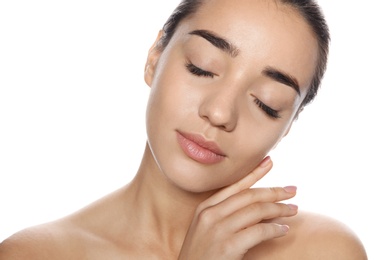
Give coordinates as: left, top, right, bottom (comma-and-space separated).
144, 30, 164, 87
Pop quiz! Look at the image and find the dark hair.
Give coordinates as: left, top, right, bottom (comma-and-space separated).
158, 0, 330, 108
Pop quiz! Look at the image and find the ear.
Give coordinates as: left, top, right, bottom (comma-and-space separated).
144, 30, 164, 87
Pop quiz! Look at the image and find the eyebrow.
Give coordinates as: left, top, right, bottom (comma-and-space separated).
189, 29, 240, 58
262, 66, 301, 96
189, 29, 301, 95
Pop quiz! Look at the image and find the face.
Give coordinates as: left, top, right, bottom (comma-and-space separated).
144, 0, 318, 193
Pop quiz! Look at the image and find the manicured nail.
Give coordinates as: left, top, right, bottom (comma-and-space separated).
281, 225, 290, 233
259, 156, 271, 167
287, 204, 298, 210
283, 186, 297, 193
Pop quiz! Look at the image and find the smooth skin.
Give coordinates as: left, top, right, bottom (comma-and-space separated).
0, 0, 367, 259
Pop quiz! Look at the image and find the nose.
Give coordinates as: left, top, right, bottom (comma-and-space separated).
198, 90, 239, 132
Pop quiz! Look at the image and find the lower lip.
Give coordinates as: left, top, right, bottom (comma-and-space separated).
176, 133, 225, 164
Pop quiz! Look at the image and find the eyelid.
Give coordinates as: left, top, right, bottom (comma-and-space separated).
185, 61, 216, 78
252, 95, 281, 119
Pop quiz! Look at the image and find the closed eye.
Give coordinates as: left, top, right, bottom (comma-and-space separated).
185, 62, 215, 78
253, 98, 281, 119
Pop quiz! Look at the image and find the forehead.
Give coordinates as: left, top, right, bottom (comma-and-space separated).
175, 0, 319, 93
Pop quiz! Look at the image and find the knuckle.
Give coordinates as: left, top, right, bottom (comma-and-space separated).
266, 187, 284, 201
197, 207, 217, 226
282, 203, 298, 215
267, 187, 280, 196
241, 188, 258, 201
281, 203, 291, 212
220, 238, 239, 256
253, 202, 286, 219
255, 224, 272, 240
255, 223, 284, 241
195, 201, 208, 214
268, 187, 279, 193
248, 201, 264, 212
241, 189, 258, 201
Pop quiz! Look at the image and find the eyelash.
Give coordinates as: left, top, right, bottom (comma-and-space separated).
185, 62, 215, 78
185, 62, 280, 119
254, 98, 281, 119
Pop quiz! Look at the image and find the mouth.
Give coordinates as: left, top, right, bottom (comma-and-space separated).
176, 131, 226, 164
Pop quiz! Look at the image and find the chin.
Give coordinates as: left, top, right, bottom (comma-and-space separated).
157, 156, 243, 193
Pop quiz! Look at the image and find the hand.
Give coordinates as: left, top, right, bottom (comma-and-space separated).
178, 157, 298, 260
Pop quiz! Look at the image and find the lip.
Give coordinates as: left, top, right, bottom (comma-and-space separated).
176, 131, 226, 164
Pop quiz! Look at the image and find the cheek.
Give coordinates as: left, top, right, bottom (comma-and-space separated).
145, 62, 198, 147
229, 123, 289, 176
147, 67, 203, 130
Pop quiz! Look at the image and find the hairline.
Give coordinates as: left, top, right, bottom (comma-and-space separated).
158, 0, 329, 109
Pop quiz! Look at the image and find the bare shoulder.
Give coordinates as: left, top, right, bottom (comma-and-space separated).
292, 211, 367, 259
0, 221, 79, 260
247, 211, 367, 260
0, 214, 120, 260
0, 187, 133, 260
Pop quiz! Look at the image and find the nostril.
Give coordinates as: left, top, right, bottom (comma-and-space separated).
199, 109, 237, 132
198, 94, 238, 132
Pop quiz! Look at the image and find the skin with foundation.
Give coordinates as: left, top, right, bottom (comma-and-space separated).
0, 0, 367, 259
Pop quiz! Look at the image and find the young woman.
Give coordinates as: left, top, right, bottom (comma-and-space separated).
0, 0, 367, 259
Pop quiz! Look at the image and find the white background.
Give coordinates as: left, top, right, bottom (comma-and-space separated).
0, 1, 389, 259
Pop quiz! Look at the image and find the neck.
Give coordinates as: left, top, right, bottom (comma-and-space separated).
124, 143, 215, 253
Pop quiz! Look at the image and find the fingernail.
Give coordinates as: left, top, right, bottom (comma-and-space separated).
281, 225, 290, 233
259, 156, 271, 167
287, 204, 298, 210
283, 186, 297, 193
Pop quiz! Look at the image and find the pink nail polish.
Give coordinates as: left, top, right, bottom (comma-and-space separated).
287, 204, 298, 210
259, 156, 271, 167
283, 186, 297, 193
281, 225, 290, 233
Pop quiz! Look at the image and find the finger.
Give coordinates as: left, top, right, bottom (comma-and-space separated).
222, 202, 298, 233
198, 186, 297, 222
231, 222, 290, 253
199, 156, 273, 210
214, 186, 297, 218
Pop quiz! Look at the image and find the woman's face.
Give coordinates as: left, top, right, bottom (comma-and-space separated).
144, 0, 318, 192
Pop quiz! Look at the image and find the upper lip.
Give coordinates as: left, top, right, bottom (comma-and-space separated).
178, 131, 226, 156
